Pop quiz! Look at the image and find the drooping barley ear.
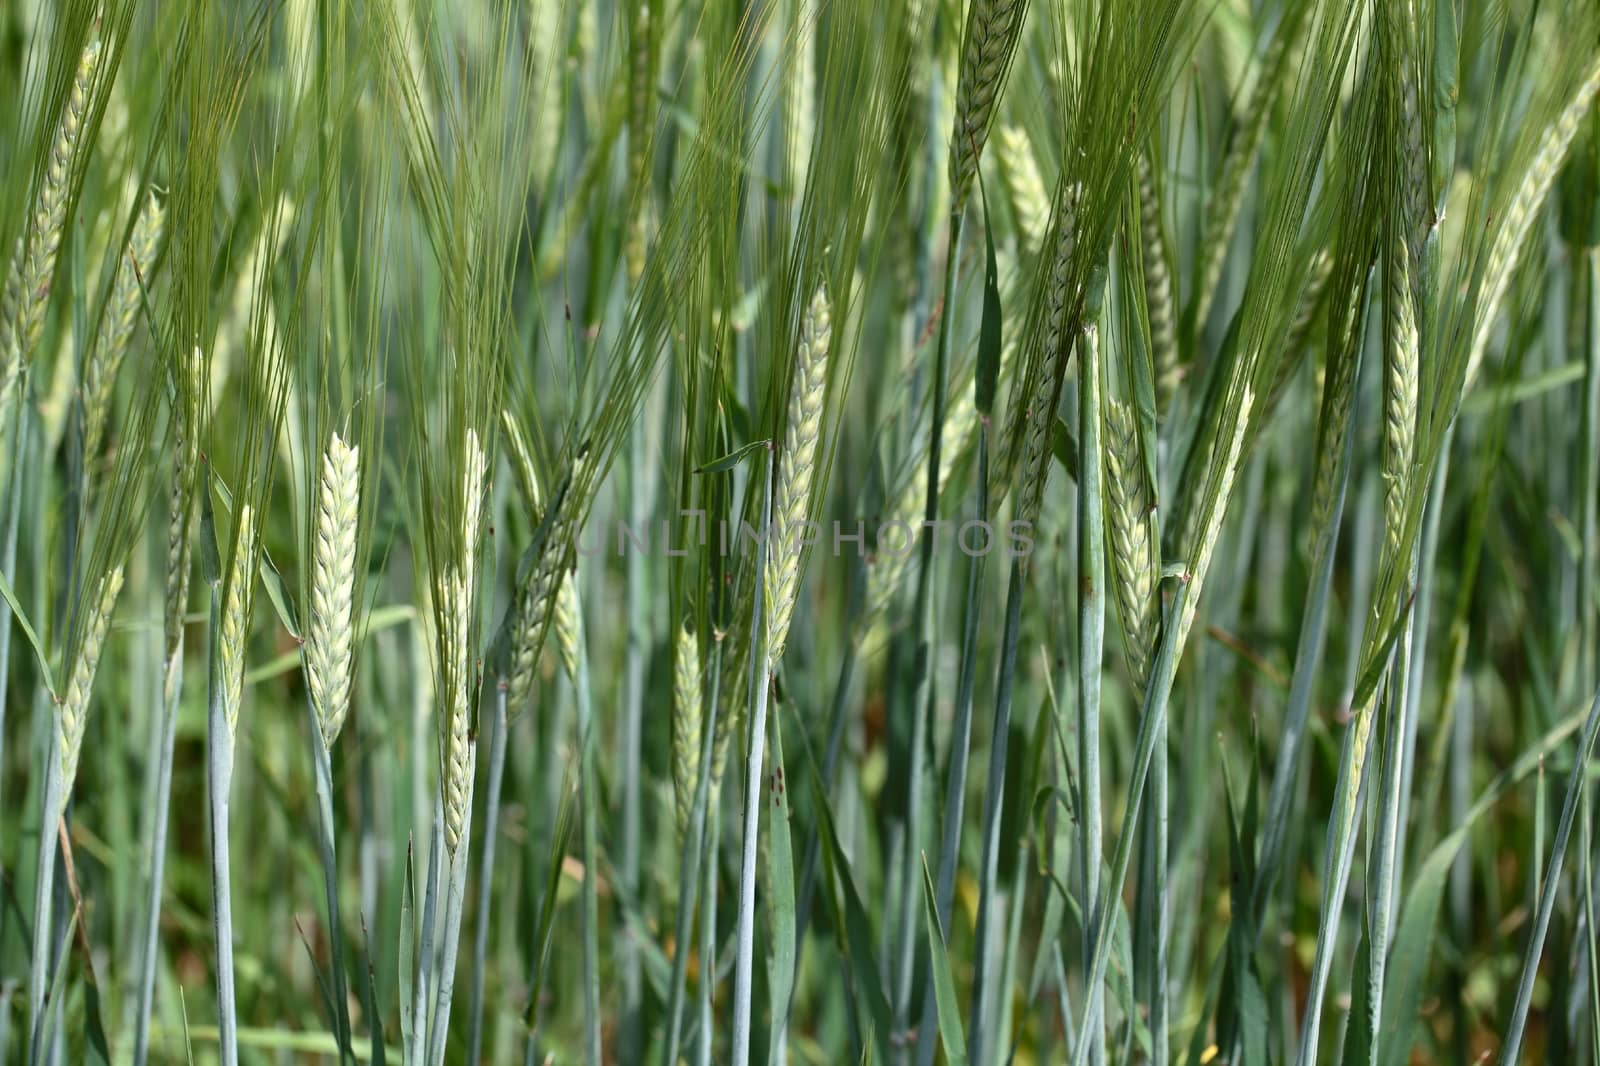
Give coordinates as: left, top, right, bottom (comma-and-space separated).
57, 566, 125, 797
1175, 388, 1254, 658
765, 283, 832, 663
1137, 153, 1179, 413
672, 620, 703, 843
1383, 239, 1418, 561
1102, 398, 1157, 689
219, 505, 259, 738
864, 377, 982, 625
995, 125, 1050, 254
1194, 26, 1291, 328
84, 189, 165, 461
441, 429, 488, 855
0, 37, 103, 403
307, 433, 360, 748
1012, 184, 1078, 527
1466, 55, 1600, 388
947, 0, 1029, 216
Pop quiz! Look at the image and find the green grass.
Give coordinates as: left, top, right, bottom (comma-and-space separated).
3, 0, 1600, 1063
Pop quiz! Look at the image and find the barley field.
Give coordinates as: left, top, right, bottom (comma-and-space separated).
1, 0, 1598, 1063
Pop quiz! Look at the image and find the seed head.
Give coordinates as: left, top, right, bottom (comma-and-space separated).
308, 433, 361, 747
58, 566, 125, 797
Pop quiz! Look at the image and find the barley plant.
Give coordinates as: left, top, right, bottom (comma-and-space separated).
7, 0, 1600, 1064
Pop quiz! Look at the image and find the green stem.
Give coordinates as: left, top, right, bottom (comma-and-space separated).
205, 588, 239, 1066
132, 654, 183, 1065
427, 741, 476, 1066
467, 686, 509, 1065
1077, 330, 1107, 1066
307, 699, 353, 1063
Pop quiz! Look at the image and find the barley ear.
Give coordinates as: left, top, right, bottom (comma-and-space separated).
995, 125, 1050, 253
1102, 399, 1158, 689
1137, 153, 1179, 413
1013, 186, 1078, 526
1466, 56, 1600, 388
1175, 389, 1253, 659
948, 0, 1029, 215
308, 433, 360, 748
1383, 238, 1418, 561
1, 37, 103, 403
441, 429, 488, 855
58, 566, 125, 797
219, 505, 259, 738
84, 189, 165, 461
765, 283, 832, 663
672, 621, 703, 843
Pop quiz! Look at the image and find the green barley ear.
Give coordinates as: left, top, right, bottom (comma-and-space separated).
307, 433, 361, 748
1383, 237, 1418, 559
1136, 152, 1179, 413
57, 566, 125, 797
1102, 398, 1157, 689
83, 188, 165, 461
165, 345, 205, 692
996, 125, 1050, 253
672, 620, 703, 843
0, 36, 103, 402
863, 374, 982, 625
1465, 55, 1600, 388
219, 504, 259, 738
948, 0, 1029, 216
1010, 184, 1078, 525
441, 429, 487, 855
765, 283, 832, 663
1175, 388, 1253, 659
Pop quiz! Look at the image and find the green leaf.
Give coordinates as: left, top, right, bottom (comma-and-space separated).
1051, 416, 1080, 483
696, 438, 772, 475
0, 567, 54, 697
976, 171, 1003, 416
920, 855, 967, 1066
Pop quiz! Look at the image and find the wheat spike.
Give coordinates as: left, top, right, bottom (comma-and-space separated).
308, 433, 361, 747
1102, 398, 1157, 689
995, 125, 1050, 253
84, 190, 165, 461
1, 37, 102, 404
948, 0, 1028, 215
1176, 388, 1254, 658
765, 284, 832, 663
1383, 238, 1418, 561
58, 566, 125, 796
219, 505, 258, 738
1466, 55, 1600, 388
672, 621, 703, 843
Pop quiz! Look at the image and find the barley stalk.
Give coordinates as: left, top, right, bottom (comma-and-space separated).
1467, 56, 1600, 387
57, 566, 125, 796
948, 0, 1028, 215
219, 504, 258, 737
1102, 398, 1157, 689
1, 37, 102, 403
307, 432, 360, 747
765, 284, 832, 663
672, 621, 702, 843
83, 190, 164, 461
995, 125, 1049, 254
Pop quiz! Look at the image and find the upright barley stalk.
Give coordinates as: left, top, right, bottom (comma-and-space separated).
428, 430, 486, 1066
734, 285, 830, 1065
210, 504, 259, 1066
1103, 397, 1157, 689
304, 432, 361, 1061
